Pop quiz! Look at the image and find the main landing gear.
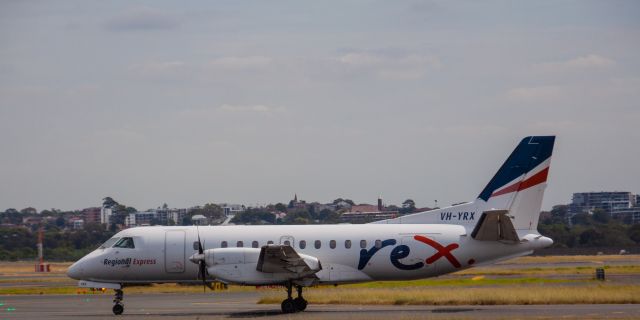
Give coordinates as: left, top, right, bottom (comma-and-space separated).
281, 282, 307, 313
112, 289, 124, 315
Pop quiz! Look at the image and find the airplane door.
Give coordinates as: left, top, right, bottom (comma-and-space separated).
165, 230, 185, 273
279, 235, 295, 247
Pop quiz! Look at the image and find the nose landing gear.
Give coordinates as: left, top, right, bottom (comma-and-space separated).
112, 289, 124, 315
281, 282, 307, 313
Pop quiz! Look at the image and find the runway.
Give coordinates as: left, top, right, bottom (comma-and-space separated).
1, 292, 638, 319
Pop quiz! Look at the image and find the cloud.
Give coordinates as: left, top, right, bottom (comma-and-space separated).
335, 52, 442, 80
534, 54, 615, 73
0, 85, 52, 98
337, 53, 385, 66
218, 104, 285, 113
505, 86, 563, 101
129, 61, 186, 75
105, 7, 179, 31
207, 56, 272, 69
505, 77, 639, 104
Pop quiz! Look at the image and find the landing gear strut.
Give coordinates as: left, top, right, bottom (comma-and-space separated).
280, 282, 307, 313
293, 285, 308, 311
112, 289, 124, 315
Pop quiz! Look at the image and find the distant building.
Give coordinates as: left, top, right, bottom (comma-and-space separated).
310, 203, 336, 213
133, 211, 157, 226
611, 207, 640, 224
100, 207, 113, 225
569, 191, 636, 215
288, 194, 307, 210
70, 218, 84, 230
340, 210, 397, 223
22, 216, 44, 225
350, 204, 379, 213
125, 213, 136, 227
220, 204, 245, 217
82, 207, 101, 224
156, 208, 187, 225
340, 197, 399, 223
191, 214, 208, 225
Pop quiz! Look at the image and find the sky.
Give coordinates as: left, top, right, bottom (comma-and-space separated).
1, 1, 639, 211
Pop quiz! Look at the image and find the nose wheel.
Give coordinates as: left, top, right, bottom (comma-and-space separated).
281, 282, 307, 313
112, 289, 124, 315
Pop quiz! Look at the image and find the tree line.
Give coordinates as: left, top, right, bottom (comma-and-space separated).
0, 223, 114, 261
2, 202, 639, 261
538, 205, 640, 248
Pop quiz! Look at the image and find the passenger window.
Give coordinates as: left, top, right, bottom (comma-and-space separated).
237, 241, 244, 247
267, 240, 274, 245
314, 240, 321, 249
375, 239, 382, 249
252, 241, 259, 248
330, 240, 336, 249
345, 240, 351, 249
360, 240, 367, 249
113, 237, 135, 249
221, 241, 228, 248
299, 240, 306, 249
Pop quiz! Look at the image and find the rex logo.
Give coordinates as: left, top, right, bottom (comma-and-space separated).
357, 235, 462, 271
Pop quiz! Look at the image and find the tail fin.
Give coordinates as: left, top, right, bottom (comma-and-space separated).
372, 136, 555, 233
477, 136, 555, 231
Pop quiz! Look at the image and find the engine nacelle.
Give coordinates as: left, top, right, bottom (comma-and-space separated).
203, 248, 320, 285
204, 247, 260, 266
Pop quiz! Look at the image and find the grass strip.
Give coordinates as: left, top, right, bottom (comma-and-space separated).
258, 284, 640, 305
343, 277, 575, 288
501, 255, 640, 264
0, 283, 253, 295
455, 264, 640, 276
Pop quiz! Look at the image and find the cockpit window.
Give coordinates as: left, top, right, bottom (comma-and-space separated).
99, 237, 120, 249
113, 237, 135, 249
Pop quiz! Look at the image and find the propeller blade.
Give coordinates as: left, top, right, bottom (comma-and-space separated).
195, 226, 213, 292
197, 226, 203, 254
200, 261, 207, 293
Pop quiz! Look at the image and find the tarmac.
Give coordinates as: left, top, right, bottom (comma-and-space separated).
1, 292, 639, 319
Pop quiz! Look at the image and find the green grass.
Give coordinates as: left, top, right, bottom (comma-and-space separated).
259, 284, 640, 305
455, 264, 640, 276
0, 287, 81, 295
343, 277, 575, 288
0, 283, 254, 295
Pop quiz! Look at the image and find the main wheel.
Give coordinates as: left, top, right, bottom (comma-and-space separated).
293, 297, 307, 311
112, 303, 124, 315
281, 298, 296, 313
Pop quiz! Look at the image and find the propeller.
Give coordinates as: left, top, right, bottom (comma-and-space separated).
190, 226, 214, 292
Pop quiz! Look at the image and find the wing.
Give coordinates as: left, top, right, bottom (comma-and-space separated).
256, 244, 319, 274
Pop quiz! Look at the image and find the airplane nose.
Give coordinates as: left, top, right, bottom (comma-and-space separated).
67, 261, 83, 280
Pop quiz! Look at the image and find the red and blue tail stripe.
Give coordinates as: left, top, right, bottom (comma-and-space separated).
477, 136, 555, 201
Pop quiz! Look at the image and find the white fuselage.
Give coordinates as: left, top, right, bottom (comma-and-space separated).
67, 224, 552, 285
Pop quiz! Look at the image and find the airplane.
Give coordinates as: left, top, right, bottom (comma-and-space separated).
67, 136, 556, 315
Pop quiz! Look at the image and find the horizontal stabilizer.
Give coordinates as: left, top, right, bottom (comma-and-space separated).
471, 210, 519, 242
